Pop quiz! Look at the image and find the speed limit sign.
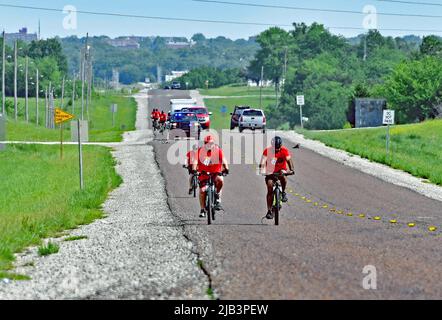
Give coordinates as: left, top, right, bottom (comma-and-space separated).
383, 110, 395, 125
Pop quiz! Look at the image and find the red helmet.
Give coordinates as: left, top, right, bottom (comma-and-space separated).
204, 135, 215, 144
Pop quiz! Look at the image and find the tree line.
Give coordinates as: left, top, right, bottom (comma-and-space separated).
245, 23, 441, 130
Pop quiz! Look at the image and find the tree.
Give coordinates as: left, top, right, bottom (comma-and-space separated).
420, 35, 442, 57
375, 56, 442, 122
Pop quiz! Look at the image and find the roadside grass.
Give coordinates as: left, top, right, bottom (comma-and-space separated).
204, 96, 275, 130
5, 94, 136, 142
301, 119, 442, 185
0, 144, 122, 275
64, 235, 88, 242
38, 242, 59, 256
0, 272, 31, 281
199, 85, 275, 97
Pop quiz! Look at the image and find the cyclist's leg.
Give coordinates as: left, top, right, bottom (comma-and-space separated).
279, 176, 288, 202
214, 175, 224, 210
199, 179, 208, 210
214, 175, 224, 195
279, 175, 288, 192
265, 177, 275, 211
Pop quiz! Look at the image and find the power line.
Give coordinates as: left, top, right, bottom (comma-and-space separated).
1, 2, 442, 34
192, 0, 442, 19
0, 3, 291, 27
375, 0, 442, 7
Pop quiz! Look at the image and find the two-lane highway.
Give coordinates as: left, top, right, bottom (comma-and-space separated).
149, 89, 442, 299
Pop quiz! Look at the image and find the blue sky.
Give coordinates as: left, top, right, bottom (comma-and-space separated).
1, 0, 442, 39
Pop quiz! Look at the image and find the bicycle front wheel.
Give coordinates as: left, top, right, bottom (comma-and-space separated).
207, 189, 212, 225
274, 188, 280, 226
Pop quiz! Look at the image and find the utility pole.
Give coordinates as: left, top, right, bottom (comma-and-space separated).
259, 65, 264, 110
36, 69, 39, 125
2, 31, 5, 116
14, 40, 17, 121
81, 33, 88, 121
283, 46, 288, 89
86, 47, 91, 121
61, 76, 65, 109
72, 74, 76, 115
45, 88, 48, 128
25, 56, 29, 122
363, 34, 367, 62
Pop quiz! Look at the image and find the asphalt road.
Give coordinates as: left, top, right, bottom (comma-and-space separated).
149, 89, 442, 299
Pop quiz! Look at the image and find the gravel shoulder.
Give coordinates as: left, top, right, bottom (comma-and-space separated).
0, 91, 208, 300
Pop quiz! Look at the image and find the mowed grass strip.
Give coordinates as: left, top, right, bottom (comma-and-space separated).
301, 119, 442, 185
204, 96, 275, 130
200, 85, 275, 97
0, 144, 122, 273
5, 94, 136, 142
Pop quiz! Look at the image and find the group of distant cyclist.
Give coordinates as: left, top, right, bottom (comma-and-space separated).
151, 108, 168, 132
151, 106, 295, 220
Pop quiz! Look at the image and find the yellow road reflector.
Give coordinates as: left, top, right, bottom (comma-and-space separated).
314, 202, 319, 206
389, 219, 397, 224
330, 208, 336, 212
408, 223, 416, 228
301, 197, 306, 200
322, 205, 328, 209
306, 200, 312, 203
374, 216, 381, 221
55, 108, 75, 124
359, 214, 366, 218
337, 210, 344, 214
428, 226, 437, 232
295, 193, 300, 196
289, 189, 293, 193
347, 213, 353, 217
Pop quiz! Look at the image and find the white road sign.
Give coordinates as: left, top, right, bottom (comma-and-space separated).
296, 95, 305, 106
383, 110, 395, 125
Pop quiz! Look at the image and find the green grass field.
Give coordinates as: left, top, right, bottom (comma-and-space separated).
4, 94, 136, 142
199, 85, 275, 97
0, 144, 122, 277
301, 120, 442, 185
204, 96, 276, 130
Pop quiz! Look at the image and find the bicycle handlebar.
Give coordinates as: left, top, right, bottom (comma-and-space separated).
196, 171, 228, 177
261, 171, 295, 177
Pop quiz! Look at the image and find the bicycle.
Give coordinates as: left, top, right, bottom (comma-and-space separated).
152, 119, 160, 132
263, 171, 294, 225
198, 171, 227, 225
183, 165, 198, 198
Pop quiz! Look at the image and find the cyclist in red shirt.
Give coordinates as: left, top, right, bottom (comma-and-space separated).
151, 109, 160, 128
192, 135, 229, 218
159, 111, 167, 123
186, 144, 198, 195
259, 136, 294, 220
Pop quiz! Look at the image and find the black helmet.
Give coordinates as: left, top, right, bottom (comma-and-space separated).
271, 136, 283, 149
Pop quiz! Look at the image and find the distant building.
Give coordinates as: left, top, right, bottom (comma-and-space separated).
247, 79, 273, 87
6, 28, 37, 43
166, 40, 195, 50
110, 69, 120, 89
107, 37, 140, 49
165, 71, 189, 82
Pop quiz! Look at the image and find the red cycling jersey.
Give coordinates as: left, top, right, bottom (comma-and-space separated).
159, 113, 167, 122
196, 145, 224, 179
262, 146, 291, 174
152, 111, 160, 120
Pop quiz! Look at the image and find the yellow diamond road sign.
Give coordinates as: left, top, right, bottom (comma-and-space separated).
55, 108, 74, 124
